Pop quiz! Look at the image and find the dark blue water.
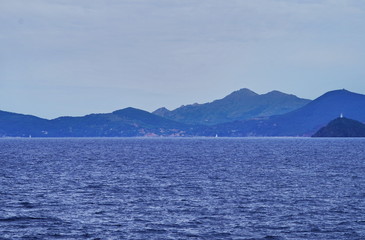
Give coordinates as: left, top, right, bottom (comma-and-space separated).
0, 138, 364, 240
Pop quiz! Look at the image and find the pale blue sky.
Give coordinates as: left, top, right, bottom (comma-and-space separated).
1, 0, 365, 119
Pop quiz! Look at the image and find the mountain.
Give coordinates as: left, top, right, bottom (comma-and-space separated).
0, 107, 192, 137
50, 107, 192, 137
0, 110, 51, 137
213, 89, 365, 136
312, 117, 365, 137
2, 89, 364, 137
153, 88, 311, 125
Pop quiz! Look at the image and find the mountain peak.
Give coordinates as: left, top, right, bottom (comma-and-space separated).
232, 88, 258, 96
112, 107, 146, 115
152, 107, 170, 116
223, 88, 258, 101
321, 89, 358, 97
312, 89, 365, 105
264, 90, 287, 96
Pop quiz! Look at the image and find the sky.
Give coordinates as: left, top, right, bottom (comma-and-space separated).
1, 0, 365, 119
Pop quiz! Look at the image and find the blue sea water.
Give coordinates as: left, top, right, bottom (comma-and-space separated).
0, 138, 364, 240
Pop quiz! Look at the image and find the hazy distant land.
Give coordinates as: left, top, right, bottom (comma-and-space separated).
1, 89, 365, 138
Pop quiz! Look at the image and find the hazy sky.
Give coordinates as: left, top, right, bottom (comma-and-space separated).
1, 0, 365, 119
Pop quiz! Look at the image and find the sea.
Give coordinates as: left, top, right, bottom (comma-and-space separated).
0, 138, 364, 240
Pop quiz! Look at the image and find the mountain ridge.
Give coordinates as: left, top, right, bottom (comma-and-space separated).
1, 88, 364, 137
153, 88, 311, 125
0, 107, 191, 137
211, 89, 365, 137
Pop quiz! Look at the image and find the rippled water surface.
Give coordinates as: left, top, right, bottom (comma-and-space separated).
0, 138, 365, 240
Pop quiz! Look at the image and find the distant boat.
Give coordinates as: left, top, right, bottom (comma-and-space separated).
215, 134, 218, 138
